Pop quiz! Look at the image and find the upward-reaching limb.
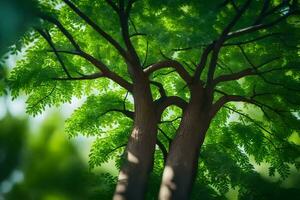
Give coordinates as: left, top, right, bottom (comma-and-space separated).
38, 14, 133, 92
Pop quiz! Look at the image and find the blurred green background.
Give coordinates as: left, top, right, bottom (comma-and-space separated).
0, 105, 119, 200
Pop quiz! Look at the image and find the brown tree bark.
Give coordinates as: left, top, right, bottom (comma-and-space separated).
159, 86, 211, 200
113, 75, 159, 200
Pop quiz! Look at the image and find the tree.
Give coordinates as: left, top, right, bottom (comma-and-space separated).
6, 0, 300, 199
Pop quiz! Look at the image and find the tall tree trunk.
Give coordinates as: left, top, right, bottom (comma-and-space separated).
114, 75, 158, 200
159, 88, 210, 200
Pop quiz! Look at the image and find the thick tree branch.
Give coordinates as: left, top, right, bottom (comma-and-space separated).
214, 68, 253, 85
206, 2, 298, 91
106, 0, 141, 68
212, 56, 280, 86
38, 13, 81, 51
194, 43, 214, 82
41, 12, 136, 90
210, 90, 291, 118
79, 52, 133, 92
144, 60, 192, 84
206, 0, 252, 88
37, 14, 133, 92
47, 48, 133, 92
61, 0, 128, 60
156, 96, 187, 116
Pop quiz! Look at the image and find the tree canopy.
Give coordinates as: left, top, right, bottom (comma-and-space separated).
4, 0, 300, 199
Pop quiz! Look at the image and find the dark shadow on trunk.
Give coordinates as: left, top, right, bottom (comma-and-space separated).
114, 78, 159, 200
159, 87, 212, 200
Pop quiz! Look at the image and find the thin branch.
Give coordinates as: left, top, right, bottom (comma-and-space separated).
156, 139, 168, 164
129, 33, 147, 38
152, 69, 176, 79
46, 49, 80, 55
183, 61, 196, 73
254, 0, 291, 25
238, 108, 279, 150
28, 84, 56, 110
105, 0, 119, 12
227, 9, 299, 39
217, 62, 233, 73
160, 116, 182, 124
171, 44, 209, 52
223, 32, 280, 46
210, 90, 291, 119
150, 81, 166, 98
230, 0, 239, 12
101, 108, 134, 119
237, 46, 300, 92
223, 105, 287, 144
52, 72, 104, 81
36, 28, 71, 78
212, 49, 280, 87
123, 91, 129, 110
129, 16, 138, 34
158, 127, 172, 144
108, 144, 127, 155
126, 0, 137, 16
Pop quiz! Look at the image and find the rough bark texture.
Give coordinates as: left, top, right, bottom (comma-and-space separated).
159, 86, 211, 200
114, 74, 158, 200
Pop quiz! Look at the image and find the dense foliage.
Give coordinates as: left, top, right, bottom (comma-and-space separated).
4, 0, 300, 199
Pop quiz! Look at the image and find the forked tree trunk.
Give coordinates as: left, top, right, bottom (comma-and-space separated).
114, 76, 158, 200
159, 88, 211, 200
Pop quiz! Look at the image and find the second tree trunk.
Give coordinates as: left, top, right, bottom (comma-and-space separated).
159, 91, 210, 200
